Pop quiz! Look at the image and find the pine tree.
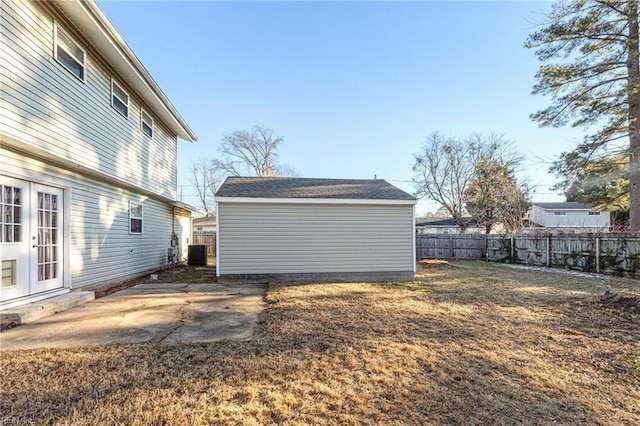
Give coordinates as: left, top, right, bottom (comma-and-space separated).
526, 0, 640, 231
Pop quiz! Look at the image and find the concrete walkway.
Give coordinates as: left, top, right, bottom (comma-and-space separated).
0, 281, 266, 350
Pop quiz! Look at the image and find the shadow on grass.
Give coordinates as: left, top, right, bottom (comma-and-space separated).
1, 262, 638, 424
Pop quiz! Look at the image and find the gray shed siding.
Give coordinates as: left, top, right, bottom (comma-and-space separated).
218, 203, 414, 276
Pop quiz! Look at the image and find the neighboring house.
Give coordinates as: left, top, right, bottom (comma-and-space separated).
215, 177, 417, 282
523, 202, 611, 233
0, 0, 197, 308
193, 215, 217, 234
415, 217, 484, 234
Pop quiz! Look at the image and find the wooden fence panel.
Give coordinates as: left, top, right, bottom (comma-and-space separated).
192, 232, 216, 264
416, 234, 486, 260
417, 232, 640, 278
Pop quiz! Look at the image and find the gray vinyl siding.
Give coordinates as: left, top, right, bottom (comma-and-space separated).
0, 0, 178, 199
218, 203, 414, 274
1, 148, 191, 289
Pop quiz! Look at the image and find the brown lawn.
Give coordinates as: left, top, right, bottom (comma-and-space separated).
1, 261, 639, 425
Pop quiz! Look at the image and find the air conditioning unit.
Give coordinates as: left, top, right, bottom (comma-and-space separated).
187, 245, 207, 266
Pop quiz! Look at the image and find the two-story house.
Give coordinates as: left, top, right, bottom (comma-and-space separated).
1, 0, 197, 309
523, 202, 611, 233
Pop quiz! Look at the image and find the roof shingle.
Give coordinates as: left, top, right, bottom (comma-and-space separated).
215, 177, 415, 200
532, 202, 594, 210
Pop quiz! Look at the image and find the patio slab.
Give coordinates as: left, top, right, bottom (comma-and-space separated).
0, 282, 266, 350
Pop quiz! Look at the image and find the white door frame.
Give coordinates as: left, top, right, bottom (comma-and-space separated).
30, 183, 65, 294
1, 177, 68, 306
0, 177, 30, 301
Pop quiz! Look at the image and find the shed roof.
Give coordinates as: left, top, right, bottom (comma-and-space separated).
216, 177, 416, 201
415, 217, 479, 227
532, 202, 593, 210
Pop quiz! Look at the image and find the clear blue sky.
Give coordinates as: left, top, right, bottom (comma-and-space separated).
99, 0, 585, 215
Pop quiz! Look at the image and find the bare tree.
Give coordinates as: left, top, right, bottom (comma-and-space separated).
189, 158, 220, 214
276, 163, 302, 177
215, 126, 285, 177
412, 132, 522, 232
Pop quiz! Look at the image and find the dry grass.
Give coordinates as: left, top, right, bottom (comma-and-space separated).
1, 261, 639, 425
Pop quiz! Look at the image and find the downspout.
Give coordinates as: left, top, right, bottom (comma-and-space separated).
216, 201, 220, 277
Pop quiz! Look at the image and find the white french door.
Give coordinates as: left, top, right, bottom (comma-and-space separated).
32, 184, 64, 293
0, 177, 65, 303
0, 178, 30, 301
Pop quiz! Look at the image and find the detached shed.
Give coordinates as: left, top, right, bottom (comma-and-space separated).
215, 177, 417, 282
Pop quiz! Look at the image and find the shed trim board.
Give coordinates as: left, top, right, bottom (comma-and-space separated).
216, 200, 416, 282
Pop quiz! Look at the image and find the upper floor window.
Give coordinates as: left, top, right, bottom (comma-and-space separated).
54, 23, 85, 82
553, 211, 567, 216
111, 80, 129, 118
141, 109, 153, 138
588, 211, 601, 216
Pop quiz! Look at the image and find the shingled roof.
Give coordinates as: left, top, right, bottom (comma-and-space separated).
215, 177, 416, 201
532, 202, 594, 210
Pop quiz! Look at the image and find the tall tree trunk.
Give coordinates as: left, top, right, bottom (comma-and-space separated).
628, 1, 640, 232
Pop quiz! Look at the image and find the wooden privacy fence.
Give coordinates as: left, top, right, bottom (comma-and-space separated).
416, 233, 640, 278
192, 232, 216, 264
416, 234, 487, 260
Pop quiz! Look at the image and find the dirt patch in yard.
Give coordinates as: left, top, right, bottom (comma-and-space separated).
94, 265, 215, 298
1, 260, 638, 425
600, 290, 640, 318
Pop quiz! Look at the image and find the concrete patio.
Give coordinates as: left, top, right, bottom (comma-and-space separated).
0, 281, 266, 350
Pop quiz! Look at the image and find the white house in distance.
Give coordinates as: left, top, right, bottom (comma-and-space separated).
193, 215, 217, 234
215, 177, 417, 282
524, 202, 611, 233
1, 0, 197, 309
415, 217, 484, 234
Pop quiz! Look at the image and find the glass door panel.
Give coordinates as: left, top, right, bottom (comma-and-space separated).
32, 184, 63, 293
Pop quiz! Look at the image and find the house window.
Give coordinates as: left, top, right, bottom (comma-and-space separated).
1, 185, 22, 243
588, 211, 601, 216
129, 201, 143, 234
141, 109, 153, 138
111, 80, 129, 118
54, 23, 85, 81
553, 211, 567, 216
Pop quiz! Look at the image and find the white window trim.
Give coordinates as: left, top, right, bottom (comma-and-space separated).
129, 201, 143, 235
141, 108, 153, 138
111, 79, 130, 119
53, 22, 86, 82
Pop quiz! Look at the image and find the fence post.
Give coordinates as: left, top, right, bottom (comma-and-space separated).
450, 233, 454, 260
510, 235, 515, 263
546, 234, 551, 267
595, 236, 600, 273
485, 234, 489, 262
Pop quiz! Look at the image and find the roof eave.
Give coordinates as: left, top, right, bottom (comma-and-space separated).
215, 196, 417, 205
56, 0, 197, 142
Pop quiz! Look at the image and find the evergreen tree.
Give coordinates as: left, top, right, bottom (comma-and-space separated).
526, 0, 640, 231
464, 160, 531, 233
